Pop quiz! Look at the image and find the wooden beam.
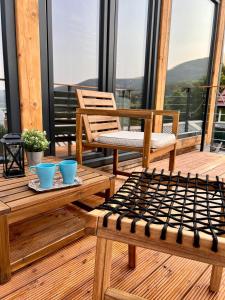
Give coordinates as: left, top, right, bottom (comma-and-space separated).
177, 135, 201, 150
154, 0, 172, 132
15, 0, 43, 130
206, 0, 225, 143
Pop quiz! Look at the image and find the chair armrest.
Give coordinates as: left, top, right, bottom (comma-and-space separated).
77, 108, 179, 136
76, 108, 153, 119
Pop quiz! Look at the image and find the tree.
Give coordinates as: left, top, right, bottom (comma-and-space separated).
220, 64, 225, 87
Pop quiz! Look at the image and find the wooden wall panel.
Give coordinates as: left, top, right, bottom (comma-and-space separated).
206, 0, 225, 144
154, 0, 172, 132
15, 0, 43, 130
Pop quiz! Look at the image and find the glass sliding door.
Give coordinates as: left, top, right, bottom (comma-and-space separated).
115, 0, 148, 130
164, 0, 216, 137
50, 0, 100, 156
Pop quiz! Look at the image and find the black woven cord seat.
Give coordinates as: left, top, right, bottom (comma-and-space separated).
98, 169, 225, 252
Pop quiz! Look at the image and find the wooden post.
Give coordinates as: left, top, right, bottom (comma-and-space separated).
15, 0, 43, 130
93, 238, 112, 300
206, 0, 225, 144
154, 0, 172, 132
0, 215, 11, 284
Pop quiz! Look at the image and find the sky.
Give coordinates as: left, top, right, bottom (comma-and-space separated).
168, 0, 215, 70
52, 0, 99, 85
52, 0, 217, 84
116, 0, 148, 80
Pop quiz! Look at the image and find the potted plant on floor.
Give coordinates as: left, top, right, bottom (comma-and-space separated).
22, 129, 49, 166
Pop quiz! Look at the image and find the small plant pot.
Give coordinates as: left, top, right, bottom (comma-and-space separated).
26, 151, 43, 166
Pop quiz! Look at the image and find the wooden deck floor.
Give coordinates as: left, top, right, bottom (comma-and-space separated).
2, 151, 225, 300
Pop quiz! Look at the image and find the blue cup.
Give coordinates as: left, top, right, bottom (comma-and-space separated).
30, 163, 57, 189
59, 160, 77, 184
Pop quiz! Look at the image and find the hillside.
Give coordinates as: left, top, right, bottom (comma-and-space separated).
56, 57, 209, 90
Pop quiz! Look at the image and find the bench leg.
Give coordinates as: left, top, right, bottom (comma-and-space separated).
0, 215, 11, 284
128, 245, 136, 269
93, 237, 112, 300
210, 265, 223, 292
169, 146, 176, 172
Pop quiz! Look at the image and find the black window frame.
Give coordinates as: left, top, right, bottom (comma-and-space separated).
0, 0, 20, 133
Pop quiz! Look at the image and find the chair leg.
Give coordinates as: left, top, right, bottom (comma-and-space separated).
93, 237, 113, 300
169, 146, 176, 172
142, 152, 151, 169
128, 245, 136, 269
210, 265, 223, 292
113, 149, 118, 175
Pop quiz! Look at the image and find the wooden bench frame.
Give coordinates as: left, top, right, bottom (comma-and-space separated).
89, 208, 225, 300
76, 89, 180, 177
87, 169, 225, 299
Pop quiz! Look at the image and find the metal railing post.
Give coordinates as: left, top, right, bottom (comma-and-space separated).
185, 88, 191, 132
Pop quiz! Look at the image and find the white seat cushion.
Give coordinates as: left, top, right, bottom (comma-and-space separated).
94, 131, 176, 149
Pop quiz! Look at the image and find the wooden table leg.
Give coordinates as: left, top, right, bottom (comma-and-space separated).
0, 215, 11, 284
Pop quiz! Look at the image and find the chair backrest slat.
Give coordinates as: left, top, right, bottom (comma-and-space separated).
76, 89, 121, 142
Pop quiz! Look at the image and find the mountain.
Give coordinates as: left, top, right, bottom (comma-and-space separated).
77, 77, 144, 90
56, 57, 209, 91
166, 57, 208, 84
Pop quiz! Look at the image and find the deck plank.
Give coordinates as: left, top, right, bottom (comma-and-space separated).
1, 151, 225, 299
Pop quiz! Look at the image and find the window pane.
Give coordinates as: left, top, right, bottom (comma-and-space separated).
164, 0, 215, 137
51, 0, 99, 156
115, 0, 148, 130
52, 0, 99, 87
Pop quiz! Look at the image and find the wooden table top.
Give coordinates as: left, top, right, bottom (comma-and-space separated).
0, 158, 114, 216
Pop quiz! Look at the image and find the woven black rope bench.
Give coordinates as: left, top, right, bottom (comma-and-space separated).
88, 169, 225, 300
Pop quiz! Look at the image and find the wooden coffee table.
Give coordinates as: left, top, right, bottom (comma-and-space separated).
0, 160, 115, 283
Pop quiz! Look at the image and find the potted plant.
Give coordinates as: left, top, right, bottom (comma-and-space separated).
22, 129, 49, 166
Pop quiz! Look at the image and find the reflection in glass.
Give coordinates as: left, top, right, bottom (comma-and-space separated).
115, 0, 148, 130
164, 0, 215, 136
51, 0, 100, 156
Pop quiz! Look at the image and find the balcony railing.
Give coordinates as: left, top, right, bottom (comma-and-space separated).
52, 83, 224, 154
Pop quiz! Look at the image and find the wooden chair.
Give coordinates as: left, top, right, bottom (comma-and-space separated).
76, 89, 180, 176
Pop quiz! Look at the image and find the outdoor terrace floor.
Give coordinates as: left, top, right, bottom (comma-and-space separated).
2, 151, 225, 299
